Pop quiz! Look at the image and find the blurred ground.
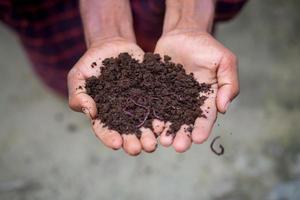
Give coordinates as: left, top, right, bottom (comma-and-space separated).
0, 0, 300, 200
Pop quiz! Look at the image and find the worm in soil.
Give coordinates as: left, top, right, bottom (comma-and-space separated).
122, 108, 134, 117
128, 98, 151, 128
129, 98, 148, 109
153, 109, 163, 120
136, 108, 150, 128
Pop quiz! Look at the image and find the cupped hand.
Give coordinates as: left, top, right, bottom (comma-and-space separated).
68, 38, 163, 156
155, 30, 239, 152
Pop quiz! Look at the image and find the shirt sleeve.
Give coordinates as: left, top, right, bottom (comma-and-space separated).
0, 0, 11, 24
214, 0, 249, 22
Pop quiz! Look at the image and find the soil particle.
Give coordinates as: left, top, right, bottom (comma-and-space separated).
91, 62, 97, 68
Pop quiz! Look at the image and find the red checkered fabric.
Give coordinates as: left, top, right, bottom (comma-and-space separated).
0, 0, 248, 96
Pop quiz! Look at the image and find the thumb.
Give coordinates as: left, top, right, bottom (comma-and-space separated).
67, 68, 97, 119
217, 52, 240, 113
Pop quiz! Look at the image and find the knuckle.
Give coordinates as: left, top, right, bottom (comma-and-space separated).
231, 84, 240, 98
68, 94, 85, 111
68, 96, 78, 110
234, 85, 240, 97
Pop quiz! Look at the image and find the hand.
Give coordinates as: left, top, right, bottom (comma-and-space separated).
155, 30, 239, 152
68, 38, 163, 155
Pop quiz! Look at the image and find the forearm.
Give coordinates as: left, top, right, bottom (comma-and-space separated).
80, 0, 135, 47
163, 0, 216, 34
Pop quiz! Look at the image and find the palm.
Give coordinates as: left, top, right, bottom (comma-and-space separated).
155, 31, 229, 149
71, 39, 144, 79
68, 38, 162, 155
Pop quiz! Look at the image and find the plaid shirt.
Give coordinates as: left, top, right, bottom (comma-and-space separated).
0, 0, 247, 96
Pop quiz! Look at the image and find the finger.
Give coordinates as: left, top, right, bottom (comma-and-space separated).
122, 134, 142, 156
127, 48, 144, 62
159, 122, 174, 147
91, 40, 145, 62
152, 119, 165, 135
217, 53, 239, 113
140, 127, 158, 153
192, 95, 217, 144
69, 93, 97, 119
92, 119, 123, 150
67, 68, 97, 118
172, 125, 192, 153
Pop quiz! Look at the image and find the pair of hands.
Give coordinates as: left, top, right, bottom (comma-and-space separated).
67, 30, 239, 156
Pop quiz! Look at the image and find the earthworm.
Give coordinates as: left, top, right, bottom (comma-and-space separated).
210, 136, 224, 156
122, 108, 134, 117
153, 109, 163, 120
138, 97, 148, 105
136, 108, 150, 128
128, 98, 151, 128
150, 97, 160, 102
129, 98, 148, 109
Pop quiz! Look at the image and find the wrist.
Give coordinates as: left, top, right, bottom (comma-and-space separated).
88, 36, 132, 49
80, 0, 135, 47
164, 0, 216, 34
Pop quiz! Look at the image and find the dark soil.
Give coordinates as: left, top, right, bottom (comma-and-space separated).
85, 53, 212, 138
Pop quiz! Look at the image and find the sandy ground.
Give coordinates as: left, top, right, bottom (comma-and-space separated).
0, 1, 300, 199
